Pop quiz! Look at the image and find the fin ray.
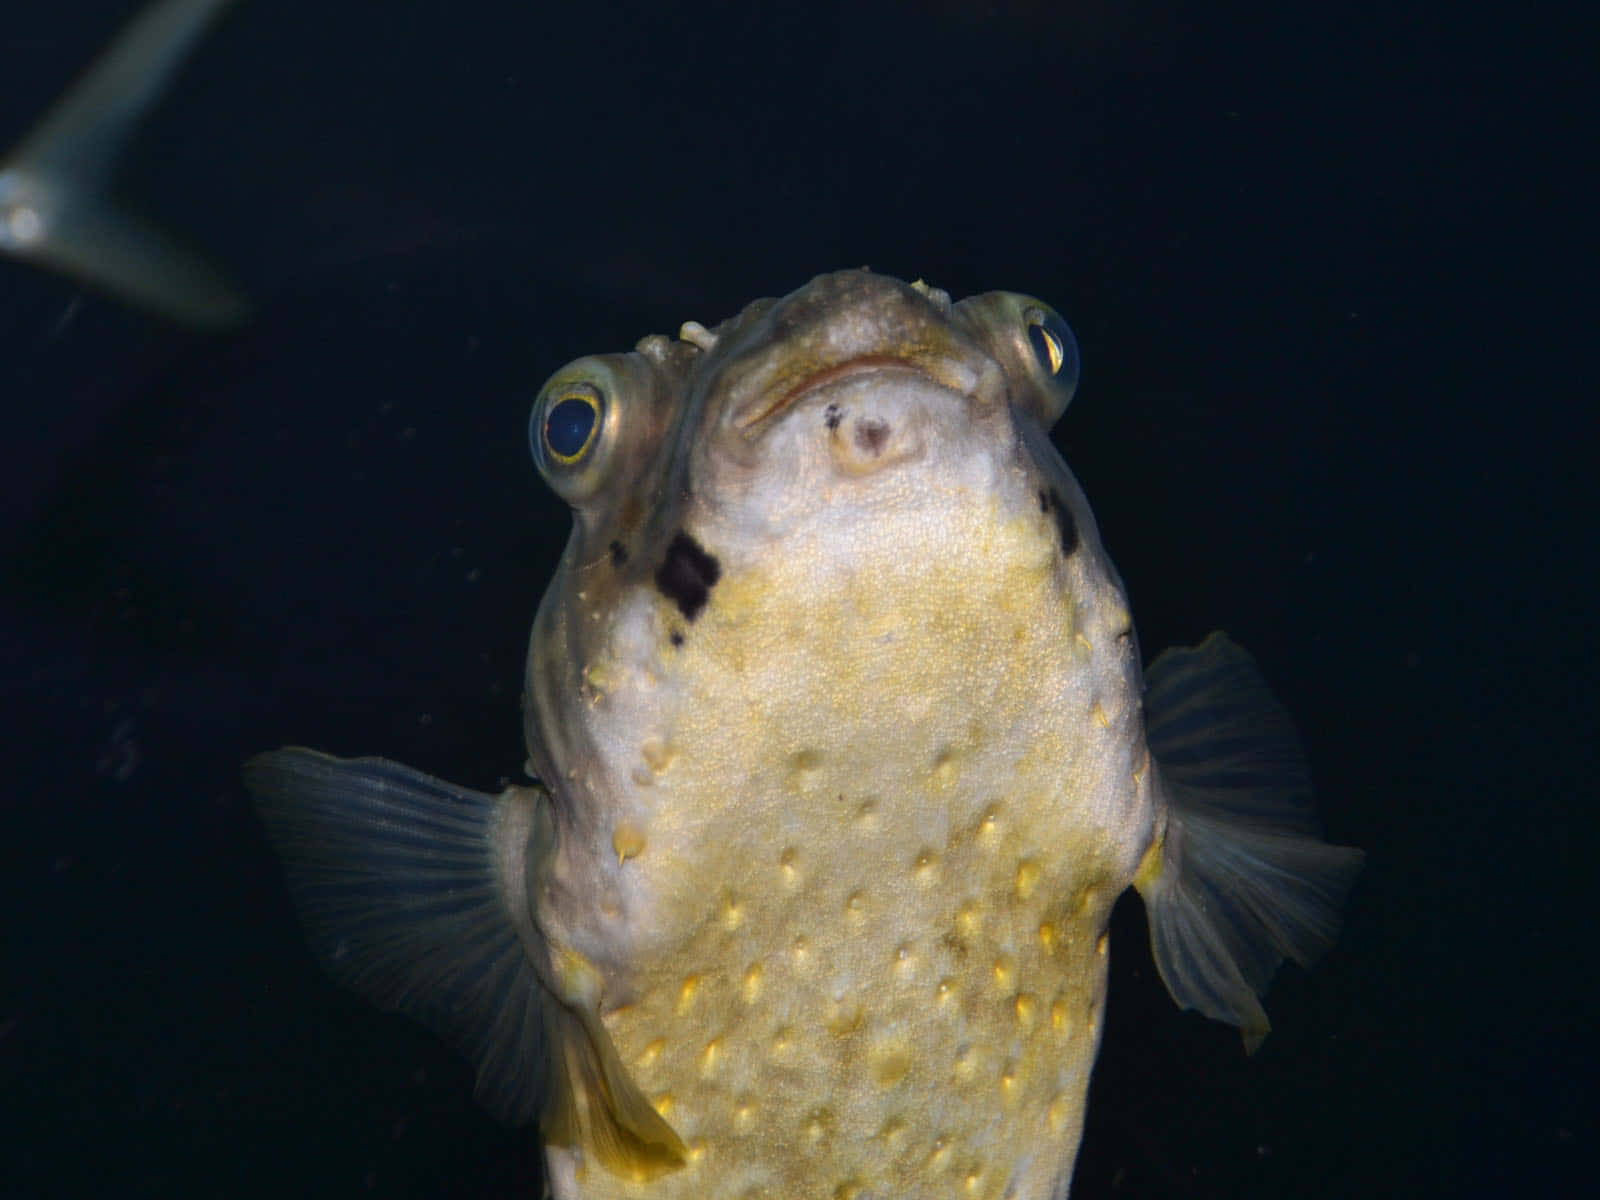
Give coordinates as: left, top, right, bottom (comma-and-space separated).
1136, 633, 1364, 1051
244, 748, 685, 1176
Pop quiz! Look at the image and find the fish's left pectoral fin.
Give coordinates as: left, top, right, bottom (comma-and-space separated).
0, 0, 247, 326
1134, 632, 1365, 1052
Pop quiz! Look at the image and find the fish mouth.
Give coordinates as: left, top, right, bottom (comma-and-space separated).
734, 355, 942, 431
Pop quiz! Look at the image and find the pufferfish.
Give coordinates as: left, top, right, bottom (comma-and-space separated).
246, 269, 1363, 1200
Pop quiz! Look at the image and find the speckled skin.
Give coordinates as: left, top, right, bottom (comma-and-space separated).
526, 271, 1157, 1199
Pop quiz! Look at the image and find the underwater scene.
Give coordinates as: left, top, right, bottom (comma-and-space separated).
2, 1, 1584, 1197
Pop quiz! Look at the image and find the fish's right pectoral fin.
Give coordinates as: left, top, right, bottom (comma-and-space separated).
244, 748, 684, 1177
0, 0, 247, 326
1134, 633, 1365, 1052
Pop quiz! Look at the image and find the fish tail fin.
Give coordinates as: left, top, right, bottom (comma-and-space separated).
0, 0, 247, 326
243, 748, 684, 1177
1133, 633, 1364, 1052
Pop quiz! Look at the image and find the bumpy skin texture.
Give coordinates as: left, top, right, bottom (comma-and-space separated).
525, 271, 1156, 1199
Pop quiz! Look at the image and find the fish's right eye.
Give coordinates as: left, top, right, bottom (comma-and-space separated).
529, 360, 632, 506
530, 378, 608, 475
541, 388, 603, 464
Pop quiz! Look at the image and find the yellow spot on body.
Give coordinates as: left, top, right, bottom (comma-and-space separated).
741, 962, 763, 1003
877, 1116, 907, 1148
992, 955, 1015, 991
676, 974, 701, 1014
1097, 932, 1109, 957
1038, 920, 1057, 951
612, 821, 645, 863
1015, 856, 1040, 899
936, 977, 956, 1006
700, 1038, 721, 1076
652, 1092, 674, 1118
805, 1107, 835, 1143
791, 935, 811, 968
637, 1037, 665, 1069
933, 748, 960, 789
824, 996, 863, 1036
1075, 631, 1092, 657
734, 1095, 756, 1129
1133, 748, 1149, 785
1014, 992, 1037, 1028
686, 1138, 706, 1163
870, 1039, 912, 1087
1051, 997, 1068, 1033
1047, 1093, 1070, 1133
964, 1168, 983, 1193
914, 847, 939, 883
979, 803, 1001, 840
640, 737, 675, 773
845, 889, 866, 923
856, 798, 880, 828
893, 942, 917, 979
1133, 836, 1164, 890
720, 891, 743, 929
584, 660, 616, 694
953, 1044, 978, 1081
1000, 1062, 1018, 1098
779, 845, 801, 886
928, 1135, 952, 1169
834, 1182, 863, 1200
957, 899, 982, 938
771, 1026, 794, 1058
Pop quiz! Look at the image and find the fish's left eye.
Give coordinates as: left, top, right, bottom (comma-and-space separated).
1026, 307, 1079, 386
534, 385, 604, 466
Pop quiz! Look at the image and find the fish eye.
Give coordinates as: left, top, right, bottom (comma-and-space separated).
534, 385, 604, 466
1026, 307, 1079, 387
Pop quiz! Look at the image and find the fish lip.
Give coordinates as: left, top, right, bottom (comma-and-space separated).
733, 355, 942, 431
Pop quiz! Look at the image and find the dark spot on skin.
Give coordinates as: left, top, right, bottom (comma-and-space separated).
655, 531, 721, 620
824, 403, 843, 431
670, 631, 684, 648
609, 540, 628, 567
854, 418, 890, 457
1043, 488, 1079, 557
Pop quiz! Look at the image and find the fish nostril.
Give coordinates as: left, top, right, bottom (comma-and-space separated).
853, 419, 891, 457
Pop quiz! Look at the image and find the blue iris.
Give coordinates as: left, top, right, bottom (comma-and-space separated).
542, 394, 599, 462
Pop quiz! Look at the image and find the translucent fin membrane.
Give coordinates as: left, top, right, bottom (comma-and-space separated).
1136, 633, 1364, 1051
244, 748, 685, 1177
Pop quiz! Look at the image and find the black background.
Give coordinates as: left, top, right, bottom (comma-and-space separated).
2, 1, 1586, 1197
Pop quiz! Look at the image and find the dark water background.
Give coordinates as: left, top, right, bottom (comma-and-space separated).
1, 1, 1586, 1196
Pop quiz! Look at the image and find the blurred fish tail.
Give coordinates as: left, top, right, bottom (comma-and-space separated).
0, 0, 247, 325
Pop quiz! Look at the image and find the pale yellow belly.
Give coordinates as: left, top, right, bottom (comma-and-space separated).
554, 778, 1122, 1200
550, 492, 1147, 1198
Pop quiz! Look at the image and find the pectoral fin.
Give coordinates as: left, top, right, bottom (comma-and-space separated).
1134, 633, 1364, 1052
244, 749, 684, 1177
